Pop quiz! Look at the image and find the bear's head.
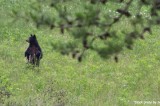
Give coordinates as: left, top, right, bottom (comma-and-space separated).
26, 34, 37, 44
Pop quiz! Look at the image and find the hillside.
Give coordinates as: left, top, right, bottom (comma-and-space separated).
0, 0, 159, 106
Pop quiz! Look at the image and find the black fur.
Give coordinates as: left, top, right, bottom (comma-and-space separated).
25, 34, 42, 66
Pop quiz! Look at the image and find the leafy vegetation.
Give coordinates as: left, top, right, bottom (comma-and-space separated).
12, 0, 158, 62
0, 0, 160, 106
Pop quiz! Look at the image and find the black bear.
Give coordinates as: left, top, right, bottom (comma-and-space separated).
25, 34, 43, 66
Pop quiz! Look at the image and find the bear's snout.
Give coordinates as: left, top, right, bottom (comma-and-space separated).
26, 39, 29, 42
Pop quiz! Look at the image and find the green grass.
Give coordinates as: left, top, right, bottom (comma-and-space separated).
0, 0, 160, 106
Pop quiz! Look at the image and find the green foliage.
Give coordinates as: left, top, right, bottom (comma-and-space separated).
0, 75, 11, 104
11, 0, 159, 62
0, 0, 160, 106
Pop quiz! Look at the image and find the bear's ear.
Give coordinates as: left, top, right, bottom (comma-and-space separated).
30, 34, 33, 37
33, 34, 36, 38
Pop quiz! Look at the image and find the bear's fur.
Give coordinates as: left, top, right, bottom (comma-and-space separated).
25, 34, 42, 66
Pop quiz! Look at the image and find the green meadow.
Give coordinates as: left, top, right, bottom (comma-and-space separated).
0, 0, 160, 106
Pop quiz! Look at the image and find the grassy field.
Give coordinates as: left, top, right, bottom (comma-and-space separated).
0, 0, 160, 106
